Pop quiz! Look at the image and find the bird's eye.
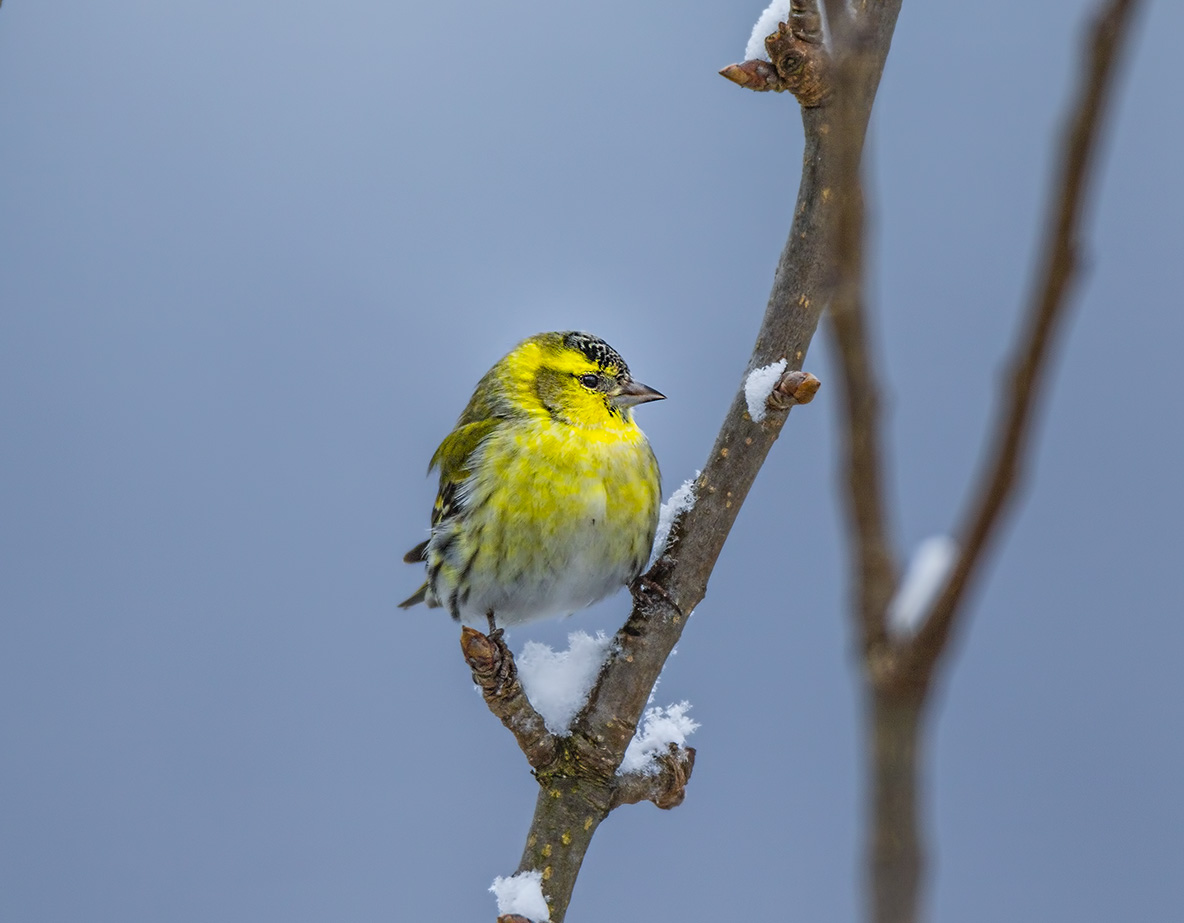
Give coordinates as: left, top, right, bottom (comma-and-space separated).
579, 373, 600, 389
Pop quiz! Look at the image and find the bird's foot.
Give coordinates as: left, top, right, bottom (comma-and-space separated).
461, 612, 514, 694
632, 575, 684, 619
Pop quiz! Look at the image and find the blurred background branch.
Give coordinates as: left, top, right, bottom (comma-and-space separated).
822, 1, 1144, 921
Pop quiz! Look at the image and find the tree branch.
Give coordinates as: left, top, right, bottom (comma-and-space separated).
817, 7, 925, 920
483, 4, 905, 920
815, 3, 1144, 922
907, 0, 1144, 680
822, 3, 901, 664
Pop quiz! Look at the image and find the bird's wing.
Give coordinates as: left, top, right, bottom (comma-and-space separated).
399, 417, 499, 608
426, 416, 501, 528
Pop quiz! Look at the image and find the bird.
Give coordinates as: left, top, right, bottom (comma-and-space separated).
399, 331, 665, 632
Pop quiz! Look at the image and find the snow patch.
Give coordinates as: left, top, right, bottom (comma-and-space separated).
651, 475, 698, 563
619, 701, 699, 775
745, 359, 787, 422
745, 0, 792, 61
517, 631, 613, 734
887, 535, 959, 636
490, 870, 550, 922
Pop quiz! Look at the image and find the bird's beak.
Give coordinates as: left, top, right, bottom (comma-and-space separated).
611, 379, 666, 409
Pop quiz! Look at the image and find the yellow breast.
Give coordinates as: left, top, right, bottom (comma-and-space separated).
442, 415, 660, 626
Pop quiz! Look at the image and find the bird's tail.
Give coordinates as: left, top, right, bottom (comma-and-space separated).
403, 539, 429, 563
399, 538, 431, 608
398, 582, 429, 609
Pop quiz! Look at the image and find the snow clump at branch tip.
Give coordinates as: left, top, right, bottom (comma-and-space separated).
650, 474, 699, 564
490, 870, 550, 922
516, 631, 613, 734
619, 701, 699, 775
744, 358, 788, 422
887, 535, 959, 637
745, 0, 792, 61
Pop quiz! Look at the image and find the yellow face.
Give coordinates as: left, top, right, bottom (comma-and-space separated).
504, 332, 664, 429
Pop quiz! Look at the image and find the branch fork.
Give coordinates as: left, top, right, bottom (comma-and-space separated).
816, 1, 1143, 919
461, 625, 694, 808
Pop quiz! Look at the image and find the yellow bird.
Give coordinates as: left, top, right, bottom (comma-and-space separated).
400, 331, 664, 630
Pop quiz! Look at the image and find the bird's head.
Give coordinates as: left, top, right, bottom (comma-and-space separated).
507, 331, 665, 428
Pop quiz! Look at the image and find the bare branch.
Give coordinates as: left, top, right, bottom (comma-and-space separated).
867, 692, 926, 923
817, 4, 1146, 922
815, 11, 924, 919
460, 627, 558, 770
822, 10, 900, 661
908, 0, 1144, 678
719, 58, 788, 93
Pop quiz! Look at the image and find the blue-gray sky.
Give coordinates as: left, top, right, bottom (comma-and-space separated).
2, 1, 1181, 920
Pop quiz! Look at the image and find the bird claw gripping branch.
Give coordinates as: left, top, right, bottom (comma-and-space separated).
460, 625, 516, 695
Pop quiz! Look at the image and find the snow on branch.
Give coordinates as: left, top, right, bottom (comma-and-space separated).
651, 475, 699, 563
745, 0, 792, 61
517, 632, 613, 734
886, 536, 958, 637
619, 701, 699, 776
490, 870, 550, 922
745, 359, 788, 422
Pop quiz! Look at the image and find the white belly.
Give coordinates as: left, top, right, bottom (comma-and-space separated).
455, 481, 635, 627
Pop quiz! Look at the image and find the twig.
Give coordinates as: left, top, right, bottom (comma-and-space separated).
460, 627, 558, 770
908, 0, 1144, 679
823, 7, 900, 660
818, 3, 1144, 922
